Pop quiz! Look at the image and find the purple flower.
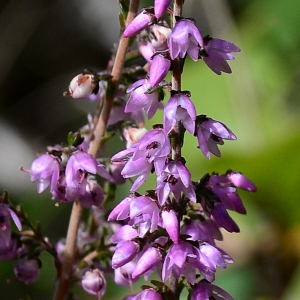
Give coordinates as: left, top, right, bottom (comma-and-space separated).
29, 153, 60, 194
125, 79, 162, 119
65, 150, 109, 202
181, 219, 222, 245
114, 261, 138, 286
191, 280, 234, 300
14, 259, 40, 284
149, 54, 171, 86
123, 156, 153, 191
164, 91, 196, 134
112, 143, 154, 191
200, 36, 241, 75
110, 225, 138, 243
108, 195, 134, 221
168, 18, 203, 61
112, 241, 139, 269
161, 209, 179, 244
0, 238, 17, 260
0, 204, 22, 246
131, 128, 170, 174
226, 171, 256, 192
162, 240, 198, 284
162, 241, 231, 284
133, 288, 163, 300
156, 160, 196, 205
82, 269, 106, 298
129, 195, 161, 237
132, 246, 162, 279
77, 176, 104, 208
206, 174, 247, 214
123, 8, 156, 38
195, 115, 236, 159
139, 40, 155, 62
154, 0, 171, 18
210, 202, 240, 233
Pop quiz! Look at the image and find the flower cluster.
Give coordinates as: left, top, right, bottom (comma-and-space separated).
0, 0, 255, 299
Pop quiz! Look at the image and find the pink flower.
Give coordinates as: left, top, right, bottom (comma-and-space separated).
168, 18, 203, 61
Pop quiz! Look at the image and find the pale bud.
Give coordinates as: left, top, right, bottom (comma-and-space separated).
68, 74, 97, 99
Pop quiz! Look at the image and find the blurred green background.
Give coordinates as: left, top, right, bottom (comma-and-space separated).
1, 0, 300, 299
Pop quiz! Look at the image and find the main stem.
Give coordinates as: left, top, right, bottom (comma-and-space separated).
53, 1, 140, 299
169, 0, 183, 298
171, 0, 183, 161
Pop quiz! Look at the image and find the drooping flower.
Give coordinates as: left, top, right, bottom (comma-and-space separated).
199, 36, 241, 75
195, 115, 236, 159
168, 18, 203, 61
65, 150, 109, 202
0, 204, 22, 246
129, 195, 161, 237
162, 241, 231, 284
132, 288, 163, 300
181, 219, 222, 245
164, 91, 196, 134
77, 176, 104, 208
0, 238, 18, 261
190, 280, 234, 300
29, 153, 60, 194
81, 269, 106, 298
125, 79, 162, 119
156, 160, 196, 205
114, 261, 138, 286
131, 128, 170, 174
14, 259, 40, 284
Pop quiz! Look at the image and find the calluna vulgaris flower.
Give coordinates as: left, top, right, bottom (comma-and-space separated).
81, 269, 106, 298
164, 91, 196, 134
168, 18, 203, 61
199, 36, 241, 75
195, 115, 236, 159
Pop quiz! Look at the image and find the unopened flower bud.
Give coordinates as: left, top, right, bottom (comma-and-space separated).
123, 9, 156, 38
112, 241, 139, 269
149, 54, 171, 86
82, 269, 106, 298
14, 259, 40, 284
161, 209, 179, 244
132, 246, 162, 279
154, 0, 171, 19
68, 74, 97, 99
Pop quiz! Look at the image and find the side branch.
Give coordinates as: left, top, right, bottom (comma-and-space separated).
53, 1, 140, 299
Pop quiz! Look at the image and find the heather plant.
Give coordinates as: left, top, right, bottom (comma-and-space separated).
1, 0, 256, 299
